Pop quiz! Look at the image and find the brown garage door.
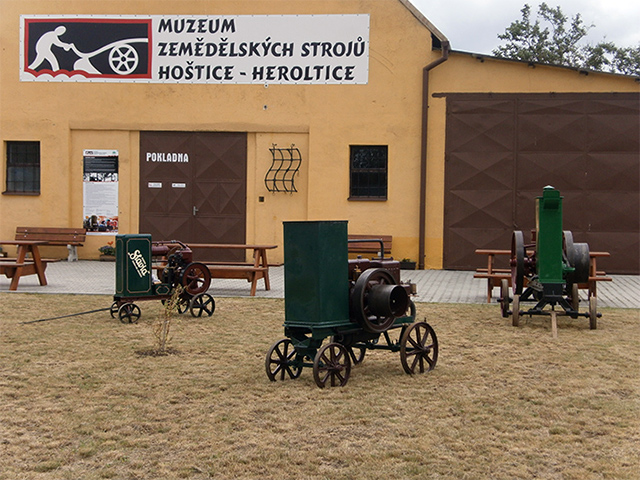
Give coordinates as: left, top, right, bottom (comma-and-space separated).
139, 131, 247, 261
443, 93, 639, 274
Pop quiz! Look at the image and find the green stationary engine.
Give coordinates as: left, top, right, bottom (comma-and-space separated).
500, 186, 599, 329
265, 221, 438, 388
111, 235, 215, 323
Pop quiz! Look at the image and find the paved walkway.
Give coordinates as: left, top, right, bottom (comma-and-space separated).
1, 260, 637, 309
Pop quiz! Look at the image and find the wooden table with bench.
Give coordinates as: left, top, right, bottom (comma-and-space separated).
0, 240, 48, 291
155, 243, 278, 296
474, 248, 611, 303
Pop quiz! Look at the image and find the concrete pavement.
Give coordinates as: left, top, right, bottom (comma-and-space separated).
1, 260, 637, 309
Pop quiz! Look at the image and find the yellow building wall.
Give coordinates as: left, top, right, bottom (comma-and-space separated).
1, 0, 638, 266
0, 0, 435, 264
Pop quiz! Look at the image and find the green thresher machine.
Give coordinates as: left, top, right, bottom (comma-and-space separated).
500, 186, 600, 329
265, 221, 438, 388
110, 234, 215, 323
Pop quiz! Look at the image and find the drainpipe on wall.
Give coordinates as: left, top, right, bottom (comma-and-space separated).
418, 40, 450, 270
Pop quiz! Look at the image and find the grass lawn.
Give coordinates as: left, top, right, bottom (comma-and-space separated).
1, 294, 638, 479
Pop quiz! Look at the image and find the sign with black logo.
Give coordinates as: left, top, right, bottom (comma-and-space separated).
20, 14, 370, 84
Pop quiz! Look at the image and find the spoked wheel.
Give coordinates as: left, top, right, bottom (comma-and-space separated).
177, 297, 190, 314
589, 295, 597, 330
118, 303, 141, 324
161, 296, 190, 314
190, 293, 215, 317
351, 268, 408, 333
511, 231, 526, 295
110, 301, 119, 318
400, 322, 438, 375
265, 339, 303, 382
313, 342, 351, 388
181, 262, 211, 296
500, 279, 510, 318
512, 295, 520, 327
331, 334, 366, 365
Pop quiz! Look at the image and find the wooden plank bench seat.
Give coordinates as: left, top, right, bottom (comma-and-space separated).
474, 248, 612, 303
348, 234, 392, 257
14, 227, 86, 262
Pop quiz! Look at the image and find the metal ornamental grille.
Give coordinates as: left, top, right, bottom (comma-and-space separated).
5, 141, 40, 193
349, 145, 388, 200
442, 92, 639, 274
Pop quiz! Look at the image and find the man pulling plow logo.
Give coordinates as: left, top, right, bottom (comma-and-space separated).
24, 19, 151, 78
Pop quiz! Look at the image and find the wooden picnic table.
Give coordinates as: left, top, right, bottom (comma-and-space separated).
0, 240, 48, 291
474, 248, 611, 303
158, 243, 278, 296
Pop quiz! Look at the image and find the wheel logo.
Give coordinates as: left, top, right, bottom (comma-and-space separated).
109, 45, 139, 75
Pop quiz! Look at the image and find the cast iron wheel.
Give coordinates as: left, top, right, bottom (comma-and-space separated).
331, 334, 366, 365
512, 295, 520, 327
511, 231, 526, 295
181, 262, 211, 296
313, 342, 351, 388
190, 293, 215, 317
161, 297, 190, 314
110, 301, 119, 318
500, 279, 510, 318
400, 322, 438, 375
569, 243, 590, 284
118, 303, 141, 324
351, 268, 400, 333
589, 296, 597, 330
265, 338, 303, 381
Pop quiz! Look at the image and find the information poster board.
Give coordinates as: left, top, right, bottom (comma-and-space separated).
83, 149, 119, 235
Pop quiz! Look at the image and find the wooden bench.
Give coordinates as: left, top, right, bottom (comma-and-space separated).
474, 248, 612, 303
14, 227, 86, 262
348, 235, 392, 258
153, 243, 277, 296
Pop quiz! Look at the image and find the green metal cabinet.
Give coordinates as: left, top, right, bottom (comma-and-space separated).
115, 234, 154, 297
283, 221, 350, 329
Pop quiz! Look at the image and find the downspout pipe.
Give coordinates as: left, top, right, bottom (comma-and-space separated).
418, 40, 450, 270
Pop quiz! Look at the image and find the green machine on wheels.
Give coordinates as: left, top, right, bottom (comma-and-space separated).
265, 221, 438, 388
111, 234, 215, 323
500, 186, 599, 329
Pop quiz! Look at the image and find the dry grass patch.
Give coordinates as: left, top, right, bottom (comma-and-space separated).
0, 293, 638, 479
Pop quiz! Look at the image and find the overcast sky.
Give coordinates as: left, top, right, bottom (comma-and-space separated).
411, 0, 640, 55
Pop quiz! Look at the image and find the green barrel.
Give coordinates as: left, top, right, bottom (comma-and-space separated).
283, 221, 350, 328
115, 234, 153, 297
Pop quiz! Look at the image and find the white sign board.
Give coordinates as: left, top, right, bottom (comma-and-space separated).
20, 14, 370, 84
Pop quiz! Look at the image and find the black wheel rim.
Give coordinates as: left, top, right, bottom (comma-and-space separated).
400, 322, 438, 374
313, 343, 351, 388
265, 339, 302, 381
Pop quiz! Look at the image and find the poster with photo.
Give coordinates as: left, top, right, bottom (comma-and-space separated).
83, 149, 119, 235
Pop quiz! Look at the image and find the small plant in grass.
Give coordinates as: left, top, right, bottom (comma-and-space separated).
152, 285, 184, 355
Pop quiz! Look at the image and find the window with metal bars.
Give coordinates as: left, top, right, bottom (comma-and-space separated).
349, 145, 387, 200
5, 141, 40, 194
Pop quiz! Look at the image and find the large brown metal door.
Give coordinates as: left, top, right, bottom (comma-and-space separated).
139, 131, 247, 261
443, 93, 639, 274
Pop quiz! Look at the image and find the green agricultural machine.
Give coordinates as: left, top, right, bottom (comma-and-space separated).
111, 234, 215, 323
500, 186, 599, 329
265, 221, 438, 388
